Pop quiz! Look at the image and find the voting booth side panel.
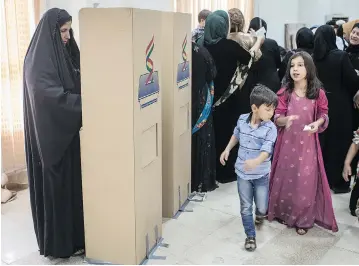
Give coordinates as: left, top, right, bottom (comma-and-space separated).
79, 8, 137, 265
161, 12, 176, 218
173, 12, 192, 213
132, 9, 163, 264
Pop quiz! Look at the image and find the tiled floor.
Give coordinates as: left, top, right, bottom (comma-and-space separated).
1, 182, 359, 265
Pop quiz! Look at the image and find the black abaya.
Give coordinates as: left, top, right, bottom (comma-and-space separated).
191, 42, 218, 192
347, 29, 359, 212
23, 8, 84, 257
206, 39, 251, 183
313, 25, 359, 193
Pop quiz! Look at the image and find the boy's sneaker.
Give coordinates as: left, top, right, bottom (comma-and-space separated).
255, 215, 265, 225
244, 237, 257, 251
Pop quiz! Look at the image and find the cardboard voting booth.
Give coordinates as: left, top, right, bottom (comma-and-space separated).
79, 8, 163, 265
161, 12, 192, 218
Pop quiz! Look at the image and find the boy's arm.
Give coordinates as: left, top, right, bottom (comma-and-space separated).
226, 120, 241, 151
244, 126, 277, 171
224, 135, 239, 152
256, 126, 277, 164
220, 121, 241, 166
253, 151, 270, 165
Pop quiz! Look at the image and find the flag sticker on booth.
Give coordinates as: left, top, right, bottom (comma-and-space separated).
138, 35, 160, 109
176, 33, 190, 90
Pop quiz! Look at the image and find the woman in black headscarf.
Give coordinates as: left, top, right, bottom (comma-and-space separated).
345, 23, 359, 215
278, 27, 314, 81
347, 23, 359, 73
246, 17, 281, 93
201, 10, 251, 184
23, 8, 84, 258
191, 41, 218, 192
313, 25, 359, 194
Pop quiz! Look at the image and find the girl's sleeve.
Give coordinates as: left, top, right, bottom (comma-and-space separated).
274, 88, 288, 122
317, 89, 329, 133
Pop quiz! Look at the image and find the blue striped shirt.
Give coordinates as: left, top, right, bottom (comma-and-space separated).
233, 113, 277, 180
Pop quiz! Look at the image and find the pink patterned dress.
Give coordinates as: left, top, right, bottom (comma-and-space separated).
268, 88, 338, 232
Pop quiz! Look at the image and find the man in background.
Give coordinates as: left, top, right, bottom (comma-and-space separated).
192, 9, 212, 42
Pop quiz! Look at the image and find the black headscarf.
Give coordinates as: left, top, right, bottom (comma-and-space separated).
313, 25, 337, 61
346, 23, 359, 54
337, 25, 344, 38
248, 17, 267, 33
23, 8, 82, 166
296, 27, 314, 51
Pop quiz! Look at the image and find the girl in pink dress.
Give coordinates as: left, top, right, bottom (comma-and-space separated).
268, 51, 338, 235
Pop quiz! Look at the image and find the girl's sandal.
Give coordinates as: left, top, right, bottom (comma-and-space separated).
296, 228, 308, 235
277, 218, 287, 225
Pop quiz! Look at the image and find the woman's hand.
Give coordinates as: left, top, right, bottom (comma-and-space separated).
354, 91, 359, 109
249, 28, 256, 36
342, 163, 352, 182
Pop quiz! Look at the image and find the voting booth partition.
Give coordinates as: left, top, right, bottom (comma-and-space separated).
79, 8, 163, 265
161, 12, 192, 219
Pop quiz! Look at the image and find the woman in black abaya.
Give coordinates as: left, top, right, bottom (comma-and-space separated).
23, 8, 84, 258
345, 23, 359, 215
201, 10, 251, 183
313, 25, 359, 194
191, 42, 218, 192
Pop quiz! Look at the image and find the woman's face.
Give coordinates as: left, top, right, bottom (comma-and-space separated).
60, 21, 72, 45
350, 27, 359, 46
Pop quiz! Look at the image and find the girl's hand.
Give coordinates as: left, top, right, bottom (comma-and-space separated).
220, 150, 230, 166
306, 122, 319, 134
342, 163, 352, 182
285, 115, 299, 129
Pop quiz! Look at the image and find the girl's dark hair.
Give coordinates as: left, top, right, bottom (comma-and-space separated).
281, 51, 322, 99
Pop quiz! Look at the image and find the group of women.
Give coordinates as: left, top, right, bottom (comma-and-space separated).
21, 6, 359, 259
191, 10, 359, 218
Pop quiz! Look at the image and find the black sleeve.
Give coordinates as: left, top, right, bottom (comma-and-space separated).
273, 41, 281, 69
278, 51, 292, 81
341, 52, 359, 96
228, 39, 251, 65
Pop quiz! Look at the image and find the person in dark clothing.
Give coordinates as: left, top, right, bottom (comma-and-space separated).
337, 25, 349, 50
313, 25, 359, 194
246, 17, 281, 93
23, 8, 84, 258
279, 27, 314, 81
191, 41, 218, 192
346, 23, 359, 215
201, 10, 251, 183
278, 45, 288, 61
347, 23, 359, 71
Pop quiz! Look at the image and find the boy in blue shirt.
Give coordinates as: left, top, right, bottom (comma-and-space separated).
220, 84, 278, 252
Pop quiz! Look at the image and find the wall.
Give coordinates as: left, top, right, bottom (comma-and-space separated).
254, 0, 359, 47
298, 0, 358, 27
254, 0, 299, 47
41, 0, 174, 45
